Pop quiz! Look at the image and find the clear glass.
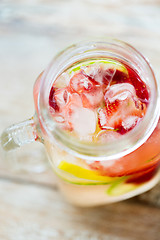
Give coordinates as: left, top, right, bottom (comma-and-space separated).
1, 39, 160, 206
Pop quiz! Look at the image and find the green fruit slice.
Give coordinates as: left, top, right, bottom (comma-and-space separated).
107, 179, 138, 196
69, 59, 128, 75
58, 161, 120, 183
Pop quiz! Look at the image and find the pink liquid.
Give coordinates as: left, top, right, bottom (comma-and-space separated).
33, 59, 160, 206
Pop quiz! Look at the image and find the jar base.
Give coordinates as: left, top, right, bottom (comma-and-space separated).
56, 170, 160, 207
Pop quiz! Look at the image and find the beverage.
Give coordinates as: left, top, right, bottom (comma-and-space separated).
38, 59, 160, 206
2, 40, 160, 206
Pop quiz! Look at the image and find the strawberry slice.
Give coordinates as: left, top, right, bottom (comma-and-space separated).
104, 83, 136, 103
127, 66, 149, 103
81, 63, 104, 85
70, 71, 94, 93
49, 87, 70, 112
108, 69, 130, 85
69, 70, 104, 108
82, 61, 128, 87
49, 87, 60, 112
98, 83, 146, 133
81, 85, 104, 108
103, 68, 116, 85
98, 100, 144, 133
54, 88, 70, 110
89, 159, 159, 178
126, 165, 158, 184
58, 93, 83, 130
49, 87, 71, 129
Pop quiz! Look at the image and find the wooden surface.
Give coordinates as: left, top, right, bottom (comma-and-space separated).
0, 0, 160, 239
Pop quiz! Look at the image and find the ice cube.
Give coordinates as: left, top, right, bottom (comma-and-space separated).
54, 88, 70, 109
103, 67, 116, 85
70, 107, 97, 138
122, 116, 139, 130
104, 83, 136, 103
81, 86, 104, 108
54, 72, 70, 88
70, 71, 94, 93
96, 130, 121, 143
82, 64, 101, 82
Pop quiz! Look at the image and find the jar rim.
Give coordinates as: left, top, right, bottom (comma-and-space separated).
38, 39, 160, 161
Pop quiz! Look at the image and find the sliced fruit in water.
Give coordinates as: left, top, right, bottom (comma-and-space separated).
81, 85, 104, 108
99, 83, 146, 133
82, 60, 128, 86
58, 161, 120, 182
127, 66, 149, 103
49, 87, 60, 112
70, 71, 94, 93
69, 59, 128, 76
69, 70, 104, 108
104, 83, 136, 103
107, 179, 138, 196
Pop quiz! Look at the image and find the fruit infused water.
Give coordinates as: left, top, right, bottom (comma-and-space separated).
1, 39, 159, 207
45, 58, 160, 206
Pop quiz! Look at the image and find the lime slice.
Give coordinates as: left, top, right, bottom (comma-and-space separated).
69, 61, 96, 73
107, 179, 138, 196
69, 59, 128, 75
58, 160, 119, 183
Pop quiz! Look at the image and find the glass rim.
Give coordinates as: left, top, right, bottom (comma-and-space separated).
37, 39, 160, 161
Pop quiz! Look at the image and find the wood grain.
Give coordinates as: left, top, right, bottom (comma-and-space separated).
0, 0, 160, 239
0, 179, 160, 240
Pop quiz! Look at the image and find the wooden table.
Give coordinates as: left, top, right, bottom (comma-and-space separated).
0, 1, 160, 239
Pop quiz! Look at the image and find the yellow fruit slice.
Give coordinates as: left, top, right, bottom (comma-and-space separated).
58, 161, 119, 182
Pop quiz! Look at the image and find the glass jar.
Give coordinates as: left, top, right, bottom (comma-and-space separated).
1, 39, 160, 206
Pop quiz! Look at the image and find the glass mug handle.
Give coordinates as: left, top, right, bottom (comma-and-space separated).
1, 115, 40, 151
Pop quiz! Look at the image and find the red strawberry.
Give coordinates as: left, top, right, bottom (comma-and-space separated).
81, 64, 104, 85
127, 66, 149, 103
89, 160, 159, 178
81, 85, 104, 108
98, 83, 146, 133
98, 101, 120, 130
104, 83, 136, 103
49, 87, 60, 112
70, 71, 94, 93
70, 70, 104, 108
90, 120, 160, 177
103, 68, 116, 85
108, 69, 129, 85
49, 87, 70, 112
126, 164, 158, 184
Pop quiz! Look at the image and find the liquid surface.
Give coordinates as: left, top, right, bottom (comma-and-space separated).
49, 59, 149, 142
